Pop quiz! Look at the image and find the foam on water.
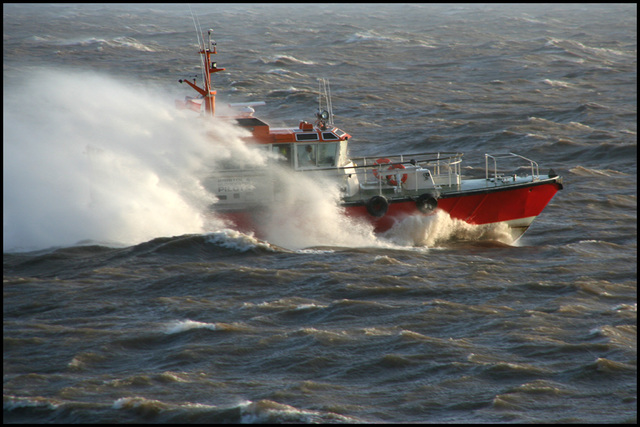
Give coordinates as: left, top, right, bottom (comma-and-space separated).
238, 399, 360, 423
164, 320, 218, 334
204, 228, 284, 253
380, 209, 515, 247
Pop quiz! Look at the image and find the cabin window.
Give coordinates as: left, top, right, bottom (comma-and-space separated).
295, 143, 337, 167
272, 144, 292, 166
316, 143, 337, 166
295, 133, 319, 141
322, 132, 338, 140
297, 144, 316, 167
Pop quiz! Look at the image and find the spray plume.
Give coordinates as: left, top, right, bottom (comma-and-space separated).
3, 68, 506, 252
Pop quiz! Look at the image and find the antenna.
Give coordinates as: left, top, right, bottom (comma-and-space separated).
188, 5, 204, 50
316, 78, 334, 128
208, 29, 216, 53
188, 5, 206, 87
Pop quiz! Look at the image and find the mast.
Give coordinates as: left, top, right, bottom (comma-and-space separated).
179, 29, 225, 118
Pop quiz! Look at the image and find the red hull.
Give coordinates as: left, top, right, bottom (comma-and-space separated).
213, 180, 562, 239
348, 180, 563, 233
438, 182, 562, 225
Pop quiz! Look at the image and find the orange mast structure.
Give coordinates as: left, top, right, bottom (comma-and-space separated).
179, 29, 225, 118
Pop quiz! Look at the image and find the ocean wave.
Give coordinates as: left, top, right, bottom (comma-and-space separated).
54, 36, 157, 52
4, 231, 285, 261
266, 68, 289, 75
589, 357, 637, 375
204, 229, 287, 253
345, 30, 396, 44
132, 230, 289, 256
613, 303, 637, 313
164, 319, 219, 334
238, 399, 362, 423
243, 297, 328, 313
4, 394, 361, 423
542, 38, 632, 64
164, 319, 253, 335
482, 361, 555, 379
259, 55, 315, 66
4, 395, 60, 412
595, 324, 637, 351
109, 36, 157, 52
266, 87, 316, 102
506, 379, 569, 396
113, 396, 167, 412
568, 166, 628, 177
541, 79, 575, 89
527, 116, 595, 131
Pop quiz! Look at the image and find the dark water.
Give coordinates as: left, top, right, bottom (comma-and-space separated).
3, 4, 636, 423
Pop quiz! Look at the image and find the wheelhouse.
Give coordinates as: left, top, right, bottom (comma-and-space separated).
271, 140, 347, 169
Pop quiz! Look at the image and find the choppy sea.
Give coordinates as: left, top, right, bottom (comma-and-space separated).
3, 3, 636, 423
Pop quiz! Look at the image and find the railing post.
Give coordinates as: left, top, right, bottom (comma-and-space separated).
485, 154, 488, 181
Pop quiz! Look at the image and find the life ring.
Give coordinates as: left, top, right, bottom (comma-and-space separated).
386, 164, 408, 186
372, 158, 391, 180
365, 195, 389, 218
415, 193, 438, 214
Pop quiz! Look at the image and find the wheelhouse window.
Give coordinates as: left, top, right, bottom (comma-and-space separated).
317, 143, 337, 166
295, 143, 338, 168
272, 144, 292, 166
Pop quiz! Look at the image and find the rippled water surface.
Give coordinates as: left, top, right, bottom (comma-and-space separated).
3, 3, 636, 423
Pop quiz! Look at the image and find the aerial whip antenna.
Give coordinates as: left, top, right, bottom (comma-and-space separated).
188, 5, 206, 86
316, 78, 334, 128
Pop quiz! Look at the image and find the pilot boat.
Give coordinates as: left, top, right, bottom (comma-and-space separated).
177, 29, 563, 242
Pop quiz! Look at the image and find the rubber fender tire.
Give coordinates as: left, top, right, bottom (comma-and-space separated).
366, 195, 389, 218
416, 193, 438, 214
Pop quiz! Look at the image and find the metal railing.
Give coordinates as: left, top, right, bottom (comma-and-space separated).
349, 151, 463, 191
485, 152, 539, 183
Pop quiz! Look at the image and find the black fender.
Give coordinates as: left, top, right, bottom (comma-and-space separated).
415, 193, 438, 214
365, 195, 389, 218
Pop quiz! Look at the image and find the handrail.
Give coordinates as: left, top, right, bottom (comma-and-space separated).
209, 151, 466, 190
485, 153, 540, 183
352, 151, 463, 165
509, 152, 539, 177
346, 152, 463, 193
